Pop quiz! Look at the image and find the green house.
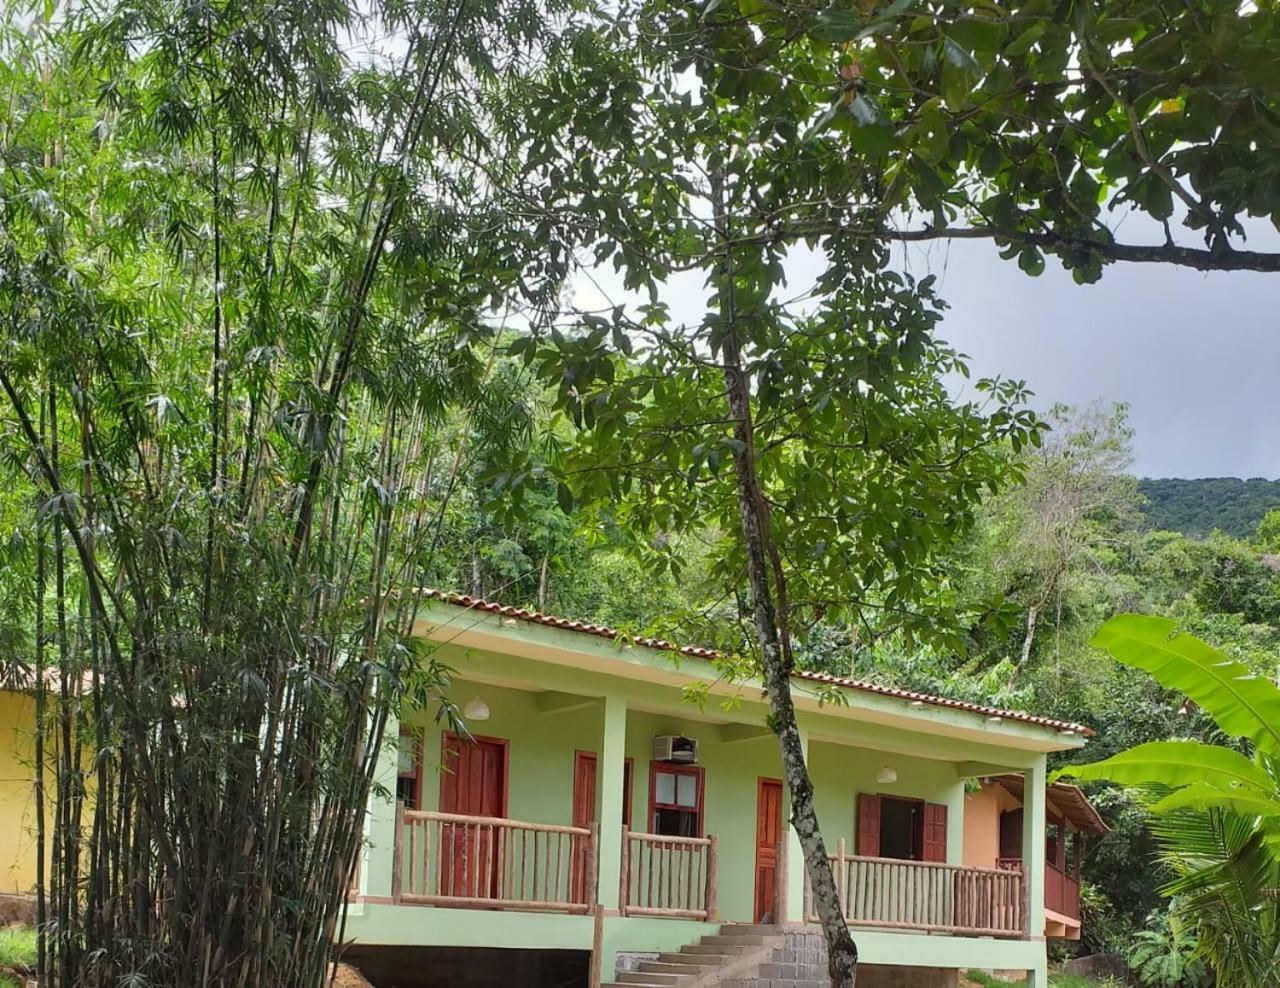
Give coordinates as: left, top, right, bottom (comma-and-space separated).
343, 593, 1092, 988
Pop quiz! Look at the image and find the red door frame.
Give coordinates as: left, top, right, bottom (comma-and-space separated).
438, 732, 510, 898
571, 752, 635, 902
570, 750, 598, 902
754, 777, 783, 922
438, 731, 511, 816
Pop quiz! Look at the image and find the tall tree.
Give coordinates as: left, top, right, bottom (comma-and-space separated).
752, 0, 1280, 277
495, 7, 1045, 981
0, 0, 567, 984
966, 403, 1140, 675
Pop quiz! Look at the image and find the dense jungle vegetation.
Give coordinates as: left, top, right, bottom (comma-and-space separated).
450, 397, 1280, 966
1139, 477, 1280, 538
4, 0, 1279, 983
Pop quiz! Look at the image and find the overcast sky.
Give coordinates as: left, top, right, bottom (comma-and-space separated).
901, 234, 1280, 479
579, 215, 1279, 480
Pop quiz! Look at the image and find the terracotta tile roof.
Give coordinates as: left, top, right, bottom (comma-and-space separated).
417, 590, 1095, 737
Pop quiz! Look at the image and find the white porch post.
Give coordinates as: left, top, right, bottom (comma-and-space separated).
596, 692, 627, 911
783, 725, 810, 923
1022, 754, 1049, 987
361, 706, 402, 898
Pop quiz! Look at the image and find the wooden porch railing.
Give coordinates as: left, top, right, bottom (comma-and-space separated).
804, 838, 1026, 938
392, 804, 597, 914
1001, 856, 1081, 924
1045, 862, 1081, 921
620, 827, 718, 920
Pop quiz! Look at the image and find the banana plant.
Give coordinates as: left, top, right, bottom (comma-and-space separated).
1058, 614, 1280, 826
1058, 614, 1280, 986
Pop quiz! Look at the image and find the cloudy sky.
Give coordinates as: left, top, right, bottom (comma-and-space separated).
905, 234, 1279, 479
579, 214, 1279, 480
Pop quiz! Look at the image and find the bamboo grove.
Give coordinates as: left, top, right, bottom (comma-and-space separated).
0, 0, 574, 983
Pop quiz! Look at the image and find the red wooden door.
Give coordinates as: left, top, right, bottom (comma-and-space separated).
754, 778, 783, 922
439, 733, 508, 898
570, 751, 597, 902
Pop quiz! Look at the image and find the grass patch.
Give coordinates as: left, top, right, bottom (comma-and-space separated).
0, 926, 36, 983
965, 972, 1121, 988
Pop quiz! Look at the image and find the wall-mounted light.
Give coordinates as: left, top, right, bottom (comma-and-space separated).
876, 766, 898, 785
986, 715, 1003, 725
463, 692, 490, 722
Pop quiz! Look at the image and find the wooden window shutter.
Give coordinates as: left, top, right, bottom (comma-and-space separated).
856, 794, 881, 857
922, 802, 948, 862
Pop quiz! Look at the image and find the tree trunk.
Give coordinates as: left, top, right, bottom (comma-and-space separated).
712, 168, 856, 988
1020, 601, 1040, 670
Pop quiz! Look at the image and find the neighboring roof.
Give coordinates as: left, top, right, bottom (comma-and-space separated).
416, 590, 1095, 737
990, 773, 1110, 835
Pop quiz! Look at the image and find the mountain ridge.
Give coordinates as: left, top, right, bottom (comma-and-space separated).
1138, 476, 1280, 537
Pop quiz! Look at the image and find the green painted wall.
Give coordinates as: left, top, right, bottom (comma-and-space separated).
808, 739, 967, 864
402, 682, 602, 824
393, 681, 968, 926
620, 707, 780, 923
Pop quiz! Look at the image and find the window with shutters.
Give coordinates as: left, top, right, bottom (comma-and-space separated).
649, 763, 704, 837
856, 793, 948, 862
879, 797, 922, 860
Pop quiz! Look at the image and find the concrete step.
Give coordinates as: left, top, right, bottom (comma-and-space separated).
718, 923, 782, 937
604, 983, 671, 988
657, 953, 722, 967
680, 943, 759, 956
638, 961, 708, 976
699, 933, 781, 947
615, 973, 686, 987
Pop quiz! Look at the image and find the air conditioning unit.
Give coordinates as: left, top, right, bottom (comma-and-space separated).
653, 734, 699, 764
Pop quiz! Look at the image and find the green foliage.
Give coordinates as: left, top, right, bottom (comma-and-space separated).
1258, 509, 1280, 553
1060, 620, 1280, 985
0, 0, 577, 983
1127, 907, 1209, 988
965, 971, 1124, 988
1140, 478, 1280, 538
1149, 810, 1280, 988
0, 928, 35, 972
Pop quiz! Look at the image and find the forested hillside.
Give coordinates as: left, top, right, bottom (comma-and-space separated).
5, 0, 1278, 983
465, 402, 1280, 966
1139, 476, 1280, 537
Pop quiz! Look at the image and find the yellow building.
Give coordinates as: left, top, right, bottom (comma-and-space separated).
0, 687, 41, 897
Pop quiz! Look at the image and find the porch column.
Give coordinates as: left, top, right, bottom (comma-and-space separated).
596, 691, 627, 911
783, 725, 810, 923
361, 706, 402, 898
1022, 754, 1049, 987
